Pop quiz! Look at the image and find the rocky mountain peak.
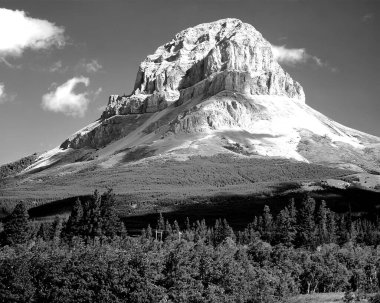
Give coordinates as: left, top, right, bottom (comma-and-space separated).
24, 18, 380, 174
101, 18, 304, 119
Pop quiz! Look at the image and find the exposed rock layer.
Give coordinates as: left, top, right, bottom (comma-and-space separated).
47, 18, 380, 173
101, 18, 304, 119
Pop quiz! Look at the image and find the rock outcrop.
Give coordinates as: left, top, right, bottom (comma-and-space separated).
101, 18, 304, 119
44, 17, 379, 173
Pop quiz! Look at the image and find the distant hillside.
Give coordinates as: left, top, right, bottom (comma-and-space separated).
0, 153, 38, 179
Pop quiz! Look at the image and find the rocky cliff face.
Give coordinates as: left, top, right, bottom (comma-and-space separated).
101, 18, 304, 119
35, 18, 378, 174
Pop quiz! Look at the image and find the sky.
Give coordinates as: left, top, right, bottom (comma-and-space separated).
0, 0, 379, 165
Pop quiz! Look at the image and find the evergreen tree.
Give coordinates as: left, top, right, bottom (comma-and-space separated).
156, 213, 165, 231
296, 196, 317, 248
185, 217, 191, 231
337, 215, 350, 245
51, 216, 63, 244
317, 200, 328, 245
64, 197, 83, 239
164, 220, 173, 239
89, 189, 102, 239
3, 202, 30, 246
194, 219, 207, 241
173, 220, 180, 234
36, 222, 51, 241
274, 206, 296, 246
212, 219, 235, 245
262, 205, 273, 243
326, 210, 337, 244
146, 224, 153, 239
100, 189, 123, 238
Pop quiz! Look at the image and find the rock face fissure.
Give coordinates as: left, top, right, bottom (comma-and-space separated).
101, 18, 304, 119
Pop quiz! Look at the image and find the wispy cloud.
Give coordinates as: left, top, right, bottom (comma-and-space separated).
272, 44, 335, 71
0, 57, 21, 69
362, 13, 374, 23
0, 8, 66, 59
45, 59, 103, 74
0, 83, 16, 104
48, 60, 68, 73
41, 76, 93, 117
75, 59, 103, 73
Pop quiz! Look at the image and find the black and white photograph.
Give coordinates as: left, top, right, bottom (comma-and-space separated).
0, 0, 380, 302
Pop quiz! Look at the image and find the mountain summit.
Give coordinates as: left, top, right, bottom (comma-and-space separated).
30, 18, 380, 173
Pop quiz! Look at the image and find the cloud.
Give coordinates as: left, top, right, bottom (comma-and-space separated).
272, 44, 329, 69
84, 59, 102, 73
75, 59, 103, 73
41, 76, 92, 117
48, 60, 68, 73
0, 83, 16, 104
362, 13, 374, 23
0, 8, 65, 58
44, 59, 102, 74
0, 83, 5, 103
0, 57, 21, 69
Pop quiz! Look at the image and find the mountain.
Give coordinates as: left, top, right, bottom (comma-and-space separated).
28, 18, 379, 173
1, 18, 380, 211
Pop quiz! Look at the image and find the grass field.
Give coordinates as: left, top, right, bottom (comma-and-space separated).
0, 154, 353, 211
2, 154, 380, 236
289, 292, 373, 303
289, 292, 345, 303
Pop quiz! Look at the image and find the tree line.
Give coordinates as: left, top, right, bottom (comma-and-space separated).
1, 190, 380, 302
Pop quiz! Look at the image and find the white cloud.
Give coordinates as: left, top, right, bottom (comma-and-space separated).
42, 76, 92, 117
0, 8, 65, 58
0, 83, 5, 103
0, 82, 16, 104
272, 44, 326, 67
272, 45, 337, 72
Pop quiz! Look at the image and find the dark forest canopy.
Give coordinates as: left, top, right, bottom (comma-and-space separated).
1, 189, 380, 302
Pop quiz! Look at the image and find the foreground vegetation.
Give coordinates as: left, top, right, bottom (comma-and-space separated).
1, 189, 380, 302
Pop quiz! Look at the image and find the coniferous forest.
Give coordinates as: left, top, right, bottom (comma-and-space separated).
1, 190, 380, 302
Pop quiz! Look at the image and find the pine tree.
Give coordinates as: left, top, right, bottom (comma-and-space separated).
164, 220, 173, 239
89, 189, 102, 239
274, 206, 296, 246
36, 222, 51, 241
156, 213, 165, 231
195, 219, 207, 241
64, 197, 83, 239
296, 196, 317, 248
316, 200, 328, 245
262, 205, 273, 243
100, 189, 123, 238
146, 224, 153, 239
51, 216, 63, 244
337, 215, 349, 245
326, 210, 337, 244
3, 202, 30, 246
173, 220, 180, 234
185, 217, 191, 231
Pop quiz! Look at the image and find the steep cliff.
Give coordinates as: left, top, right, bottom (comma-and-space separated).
101, 18, 304, 119
25, 18, 379, 173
